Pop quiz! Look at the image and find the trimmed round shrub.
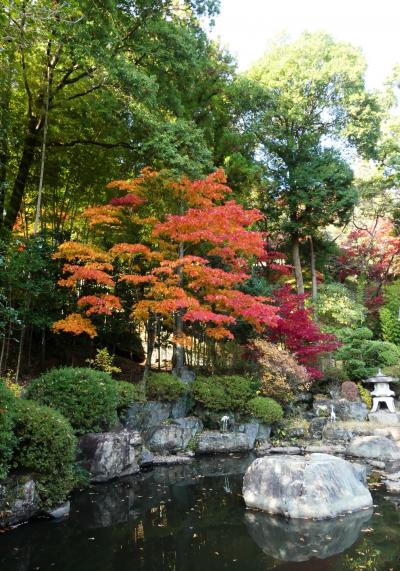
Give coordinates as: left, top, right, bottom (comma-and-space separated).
13, 399, 77, 506
116, 381, 145, 410
247, 396, 283, 424
25, 367, 119, 435
0, 380, 16, 480
341, 381, 359, 402
192, 375, 253, 411
146, 373, 186, 402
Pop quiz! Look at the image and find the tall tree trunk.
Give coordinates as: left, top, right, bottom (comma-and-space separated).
144, 315, 156, 376
309, 235, 318, 301
4, 117, 40, 230
173, 242, 185, 376
15, 325, 26, 382
291, 236, 304, 296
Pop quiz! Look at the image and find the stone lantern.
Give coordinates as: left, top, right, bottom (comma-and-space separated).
364, 370, 399, 422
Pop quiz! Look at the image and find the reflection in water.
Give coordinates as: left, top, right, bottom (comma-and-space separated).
245, 507, 374, 562
1, 455, 400, 571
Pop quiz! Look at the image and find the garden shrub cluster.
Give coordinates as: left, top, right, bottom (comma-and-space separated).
335, 327, 400, 381
146, 373, 186, 402
0, 380, 16, 480
192, 375, 253, 411
341, 381, 360, 402
358, 383, 372, 409
12, 399, 77, 506
247, 397, 283, 424
25, 367, 119, 435
116, 381, 145, 410
252, 339, 311, 403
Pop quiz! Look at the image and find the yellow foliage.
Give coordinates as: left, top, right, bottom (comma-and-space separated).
52, 313, 98, 338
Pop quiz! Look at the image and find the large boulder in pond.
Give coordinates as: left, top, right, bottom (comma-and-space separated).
243, 453, 372, 519
196, 431, 250, 454
78, 430, 143, 483
347, 435, 400, 461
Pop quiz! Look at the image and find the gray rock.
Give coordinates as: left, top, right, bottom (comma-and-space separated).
78, 430, 142, 482
0, 477, 39, 528
243, 453, 372, 519
374, 427, 400, 441
335, 400, 369, 422
138, 446, 155, 468
196, 431, 250, 454
245, 507, 373, 562
308, 417, 328, 439
45, 501, 70, 519
144, 417, 202, 454
152, 454, 194, 465
384, 479, 400, 493
269, 446, 302, 455
171, 396, 191, 419
257, 423, 272, 441
173, 416, 203, 434
255, 442, 272, 457
123, 401, 172, 431
172, 366, 195, 384
369, 411, 400, 425
347, 436, 400, 461
322, 422, 376, 443
144, 424, 193, 453
234, 422, 259, 448
305, 444, 335, 454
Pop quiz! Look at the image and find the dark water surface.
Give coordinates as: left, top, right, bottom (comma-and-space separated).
1, 455, 400, 571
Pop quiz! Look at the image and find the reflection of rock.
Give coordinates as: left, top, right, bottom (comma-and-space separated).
243, 453, 372, 519
72, 481, 142, 529
245, 507, 373, 562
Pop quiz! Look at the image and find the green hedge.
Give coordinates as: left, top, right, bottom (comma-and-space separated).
146, 373, 186, 402
247, 396, 283, 424
116, 381, 145, 410
0, 380, 16, 480
192, 375, 253, 411
25, 367, 119, 435
13, 399, 77, 506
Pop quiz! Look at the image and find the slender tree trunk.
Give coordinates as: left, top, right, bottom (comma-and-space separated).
15, 325, 26, 382
40, 327, 46, 367
309, 235, 318, 301
4, 117, 40, 230
291, 236, 304, 296
144, 315, 156, 377
173, 242, 185, 376
34, 62, 51, 235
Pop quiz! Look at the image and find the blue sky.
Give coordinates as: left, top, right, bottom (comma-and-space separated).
210, 0, 400, 89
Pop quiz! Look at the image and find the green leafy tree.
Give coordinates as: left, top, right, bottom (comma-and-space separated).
380, 280, 400, 345
0, 0, 222, 233
246, 32, 382, 295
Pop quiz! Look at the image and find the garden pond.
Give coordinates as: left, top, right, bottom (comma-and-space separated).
1, 455, 399, 571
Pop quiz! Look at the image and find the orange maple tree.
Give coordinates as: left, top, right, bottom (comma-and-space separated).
52, 168, 280, 369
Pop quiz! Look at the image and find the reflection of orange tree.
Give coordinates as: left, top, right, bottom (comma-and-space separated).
344, 538, 382, 571
52, 169, 279, 374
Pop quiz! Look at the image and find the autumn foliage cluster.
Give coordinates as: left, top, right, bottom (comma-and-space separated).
50, 168, 336, 378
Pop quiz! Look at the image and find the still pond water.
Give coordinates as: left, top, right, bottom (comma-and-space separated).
1, 455, 399, 571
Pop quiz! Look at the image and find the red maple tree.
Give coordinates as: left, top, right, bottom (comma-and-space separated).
269, 285, 339, 378
53, 169, 280, 370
